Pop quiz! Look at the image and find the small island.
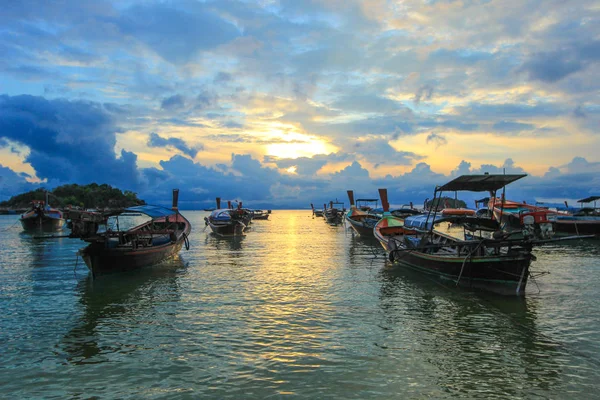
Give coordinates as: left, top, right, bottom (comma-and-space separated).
0, 183, 145, 213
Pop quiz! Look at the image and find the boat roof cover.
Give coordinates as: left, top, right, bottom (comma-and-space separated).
437, 174, 527, 192
404, 214, 444, 230
578, 196, 600, 203
125, 205, 176, 218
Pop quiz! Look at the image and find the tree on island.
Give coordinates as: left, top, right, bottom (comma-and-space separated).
0, 183, 145, 209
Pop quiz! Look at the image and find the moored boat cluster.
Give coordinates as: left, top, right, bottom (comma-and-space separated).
11, 173, 599, 295
312, 174, 599, 295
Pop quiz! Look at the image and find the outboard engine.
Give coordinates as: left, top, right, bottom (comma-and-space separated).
539, 222, 554, 239
522, 215, 535, 239
539, 213, 555, 239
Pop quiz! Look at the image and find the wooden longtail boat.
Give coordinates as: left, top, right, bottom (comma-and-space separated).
554, 196, 600, 237
251, 209, 271, 220
488, 196, 556, 239
77, 189, 191, 277
345, 190, 380, 236
375, 176, 542, 295
20, 192, 65, 232
310, 203, 324, 217
325, 200, 345, 225
204, 197, 251, 236
373, 189, 418, 249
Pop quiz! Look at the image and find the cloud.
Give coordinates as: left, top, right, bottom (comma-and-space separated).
116, 3, 240, 64
268, 153, 352, 176
519, 40, 600, 83
492, 121, 535, 133
0, 94, 139, 190
414, 85, 434, 105
0, 163, 36, 201
161, 95, 185, 111
426, 133, 447, 147
147, 132, 203, 159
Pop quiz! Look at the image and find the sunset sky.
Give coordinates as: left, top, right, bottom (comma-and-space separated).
1, 0, 599, 209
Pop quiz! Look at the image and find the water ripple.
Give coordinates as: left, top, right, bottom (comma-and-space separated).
1, 213, 600, 398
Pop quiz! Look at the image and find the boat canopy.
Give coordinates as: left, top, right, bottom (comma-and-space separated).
437, 174, 527, 192
578, 196, 600, 203
210, 208, 234, 220
356, 198, 378, 202
404, 214, 445, 230
125, 205, 176, 218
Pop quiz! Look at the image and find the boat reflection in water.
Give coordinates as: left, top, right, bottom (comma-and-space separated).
376, 266, 564, 397
60, 255, 186, 365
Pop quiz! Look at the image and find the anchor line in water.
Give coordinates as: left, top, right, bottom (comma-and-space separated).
0, 219, 21, 232
456, 239, 486, 287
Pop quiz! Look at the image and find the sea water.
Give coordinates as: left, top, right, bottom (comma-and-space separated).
1, 211, 599, 399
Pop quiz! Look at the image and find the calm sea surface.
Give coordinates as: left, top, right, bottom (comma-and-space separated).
1, 210, 600, 399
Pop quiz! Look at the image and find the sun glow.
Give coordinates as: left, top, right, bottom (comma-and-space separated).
266, 141, 330, 159
264, 130, 334, 159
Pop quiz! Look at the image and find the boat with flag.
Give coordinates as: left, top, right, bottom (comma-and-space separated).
345, 190, 380, 236
20, 192, 65, 232
75, 189, 191, 277
373, 189, 418, 248
375, 175, 548, 295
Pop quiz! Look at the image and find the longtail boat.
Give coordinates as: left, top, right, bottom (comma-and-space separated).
76, 189, 191, 277
20, 192, 65, 232
324, 200, 345, 225
310, 203, 324, 218
204, 197, 251, 236
488, 196, 556, 239
251, 209, 271, 220
375, 175, 548, 295
345, 190, 380, 236
373, 189, 418, 249
554, 196, 600, 237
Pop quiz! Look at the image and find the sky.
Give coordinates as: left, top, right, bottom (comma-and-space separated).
0, 0, 599, 209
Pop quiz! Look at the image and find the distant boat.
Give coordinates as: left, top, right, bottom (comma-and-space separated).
554, 196, 600, 237
325, 200, 345, 225
76, 189, 191, 277
345, 190, 379, 236
251, 209, 270, 220
204, 197, 251, 236
310, 203, 324, 217
20, 192, 65, 232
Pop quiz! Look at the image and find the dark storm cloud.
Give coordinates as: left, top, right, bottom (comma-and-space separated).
147, 132, 203, 159
0, 95, 139, 189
